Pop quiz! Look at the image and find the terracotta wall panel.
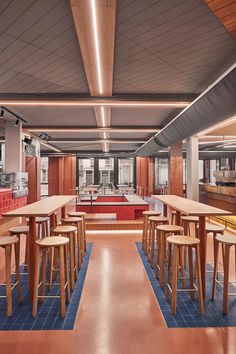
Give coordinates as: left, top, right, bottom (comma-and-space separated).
26, 156, 40, 203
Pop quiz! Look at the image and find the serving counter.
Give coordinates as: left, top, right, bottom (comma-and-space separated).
199, 184, 236, 214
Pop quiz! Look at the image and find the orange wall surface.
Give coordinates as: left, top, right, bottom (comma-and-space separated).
48, 156, 76, 196
136, 157, 154, 196
26, 156, 41, 203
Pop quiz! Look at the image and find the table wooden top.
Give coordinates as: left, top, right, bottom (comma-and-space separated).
3, 195, 76, 217
151, 195, 232, 216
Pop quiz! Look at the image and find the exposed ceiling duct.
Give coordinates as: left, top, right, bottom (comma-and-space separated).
154, 151, 236, 159
135, 64, 236, 157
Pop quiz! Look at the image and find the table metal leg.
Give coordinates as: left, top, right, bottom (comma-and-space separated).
28, 217, 37, 302
176, 211, 181, 226
163, 204, 167, 217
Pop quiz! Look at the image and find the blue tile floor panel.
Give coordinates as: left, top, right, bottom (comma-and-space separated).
0, 243, 93, 331
136, 242, 236, 328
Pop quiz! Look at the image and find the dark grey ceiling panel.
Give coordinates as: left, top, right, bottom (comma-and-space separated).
111, 107, 174, 126
0, 0, 88, 93
8, 106, 96, 127
114, 0, 236, 94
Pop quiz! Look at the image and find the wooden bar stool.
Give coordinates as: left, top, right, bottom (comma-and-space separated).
181, 216, 199, 236
32, 236, 70, 318
142, 211, 162, 254
9, 225, 29, 265
62, 217, 83, 268
156, 224, 183, 288
27, 217, 50, 238
197, 224, 225, 272
166, 235, 204, 315
0, 236, 22, 317
52, 225, 78, 290
67, 211, 87, 255
212, 234, 236, 314
148, 216, 169, 268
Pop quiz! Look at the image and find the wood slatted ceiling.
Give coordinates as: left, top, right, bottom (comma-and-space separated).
205, 0, 236, 39
0, 0, 89, 93
114, 0, 236, 94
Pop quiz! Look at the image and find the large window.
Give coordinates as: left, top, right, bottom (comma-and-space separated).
118, 158, 134, 186
99, 158, 114, 186
78, 158, 94, 187
155, 158, 168, 187
40, 157, 48, 197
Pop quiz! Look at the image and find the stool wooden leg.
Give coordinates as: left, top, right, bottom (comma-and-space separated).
14, 241, 22, 304
40, 249, 47, 302
188, 246, 194, 300
64, 244, 70, 304
74, 231, 78, 279
5, 245, 12, 317
77, 224, 82, 268
165, 243, 172, 300
150, 223, 155, 268
196, 244, 204, 315
32, 246, 40, 317
69, 233, 75, 290
158, 231, 165, 288
59, 246, 66, 318
179, 247, 186, 288
46, 221, 49, 237
171, 245, 179, 315
142, 216, 147, 251
49, 247, 55, 290
83, 219, 86, 253
212, 240, 219, 300
223, 244, 230, 315
147, 220, 152, 261
25, 234, 29, 265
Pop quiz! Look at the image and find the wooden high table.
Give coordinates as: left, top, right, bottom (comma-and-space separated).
4, 195, 76, 301
151, 194, 232, 296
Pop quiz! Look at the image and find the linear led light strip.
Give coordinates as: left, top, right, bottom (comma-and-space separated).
26, 128, 159, 133
91, 0, 103, 94
0, 100, 189, 107
39, 141, 61, 153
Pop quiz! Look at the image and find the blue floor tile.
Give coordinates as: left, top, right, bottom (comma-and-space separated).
0, 243, 92, 331
136, 242, 236, 328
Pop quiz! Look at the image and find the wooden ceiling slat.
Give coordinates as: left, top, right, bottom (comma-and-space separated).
205, 0, 236, 40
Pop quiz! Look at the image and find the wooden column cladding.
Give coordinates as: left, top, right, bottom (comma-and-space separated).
48, 157, 76, 196
168, 141, 183, 196
26, 156, 41, 203
203, 159, 210, 183
148, 157, 155, 196
136, 157, 148, 196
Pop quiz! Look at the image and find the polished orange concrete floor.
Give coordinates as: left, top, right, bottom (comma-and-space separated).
1, 230, 236, 354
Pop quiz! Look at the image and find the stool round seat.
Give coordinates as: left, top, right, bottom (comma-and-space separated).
27, 217, 49, 223
0, 235, 19, 246
36, 217, 50, 223
35, 236, 69, 247
206, 225, 225, 233
215, 234, 236, 245
156, 225, 183, 233
143, 211, 162, 216
62, 217, 83, 223
149, 216, 169, 223
67, 211, 86, 217
53, 225, 77, 234
181, 216, 199, 223
9, 226, 29, 234
167, 235, 200, 246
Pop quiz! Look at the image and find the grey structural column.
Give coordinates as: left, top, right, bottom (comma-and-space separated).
186, 136, 199, 201
5, 121, 22, 172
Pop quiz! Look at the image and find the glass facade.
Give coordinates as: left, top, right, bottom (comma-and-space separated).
118, 158, 134, 186
78, 158, 94, 187
99, 158, 114, 186
77, 157, 135, 188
